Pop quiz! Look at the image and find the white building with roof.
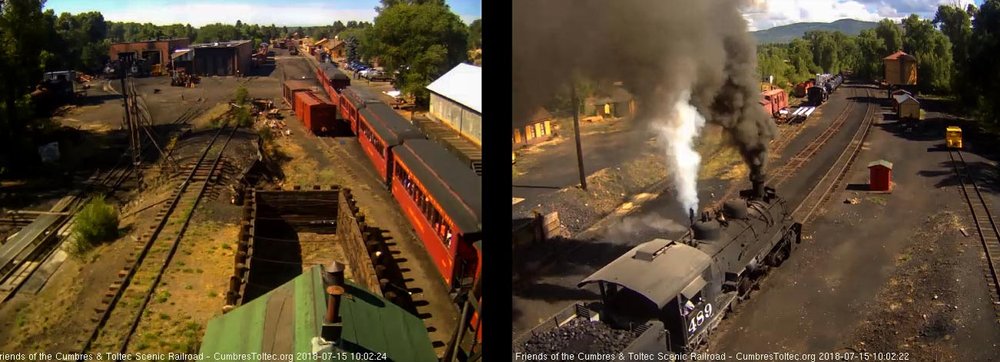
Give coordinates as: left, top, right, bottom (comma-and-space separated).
427, 63, 482, 145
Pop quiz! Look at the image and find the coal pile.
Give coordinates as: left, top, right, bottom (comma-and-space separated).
516, 318, 643, 356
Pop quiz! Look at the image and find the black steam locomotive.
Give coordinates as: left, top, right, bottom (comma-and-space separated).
516, 178, 802, 355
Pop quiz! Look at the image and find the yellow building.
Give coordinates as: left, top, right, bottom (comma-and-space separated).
883, 51, 918, 86
513, 108, 553, 146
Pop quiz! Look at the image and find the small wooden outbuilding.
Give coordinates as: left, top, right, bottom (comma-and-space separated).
513, 107, 553, 146
868, 160, 893, 192
893, 94, 920, 121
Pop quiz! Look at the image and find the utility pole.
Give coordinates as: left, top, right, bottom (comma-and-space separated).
572, 85, 587, 191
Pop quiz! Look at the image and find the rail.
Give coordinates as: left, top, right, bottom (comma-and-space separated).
710, 85, 860, 209
80, 125, 236, 354
768, 86, 862, 187
792, 87, 877, 223
948, 149, 1000, 316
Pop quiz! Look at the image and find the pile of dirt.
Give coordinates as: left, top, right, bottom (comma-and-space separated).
849, 211, 966, 358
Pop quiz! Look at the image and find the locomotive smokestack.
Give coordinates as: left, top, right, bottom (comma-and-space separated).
751, 168, 766, 200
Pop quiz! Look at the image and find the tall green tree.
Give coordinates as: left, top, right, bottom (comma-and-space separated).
875, 19, 903, 53
468, 18, 482, 49
332, 20, 346, 36
855, 28, 886, 81
902, 14, 953, 92
934, 4, 974, 101
0, 0, 57, 167
968, 0, 1000, 123
368, 2, 468, 105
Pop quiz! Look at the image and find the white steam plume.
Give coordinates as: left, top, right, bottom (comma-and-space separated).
656, 91, 707, 214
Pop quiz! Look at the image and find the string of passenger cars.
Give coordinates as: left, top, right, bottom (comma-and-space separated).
283, 62, 483, 325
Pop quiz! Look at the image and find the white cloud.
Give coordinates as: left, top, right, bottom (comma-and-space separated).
101, 3, 378, 27
743, 0, 979, 31
460, 14, 480, 25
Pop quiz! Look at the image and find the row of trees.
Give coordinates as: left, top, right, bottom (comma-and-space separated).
757, 1, 1000, 123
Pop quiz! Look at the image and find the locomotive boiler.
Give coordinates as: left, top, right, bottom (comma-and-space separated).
516, 177, 802, 354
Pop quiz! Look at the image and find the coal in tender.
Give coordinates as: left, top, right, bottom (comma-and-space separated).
516, 318, 643, 356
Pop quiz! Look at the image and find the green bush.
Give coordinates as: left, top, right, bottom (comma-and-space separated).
234, 85, 249, 105
235, 107, 253, 127
72, 196, 119, 253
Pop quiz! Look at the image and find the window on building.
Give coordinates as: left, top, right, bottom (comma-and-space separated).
528, 124, 536, 139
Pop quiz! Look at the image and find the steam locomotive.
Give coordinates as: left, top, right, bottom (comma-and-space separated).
516, 177, 802, 354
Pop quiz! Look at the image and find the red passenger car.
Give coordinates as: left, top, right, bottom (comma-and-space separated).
390, 139, 482, 292
340, 87, 382, 135
316, 63, 351, 104
356, 103, 424, 183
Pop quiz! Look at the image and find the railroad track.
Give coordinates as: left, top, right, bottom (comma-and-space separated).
768, 86, 861, 187
710, 86, 860, 209
81, 125, 238, 354
792, 87, 876, 223
948, 149, 1000, 320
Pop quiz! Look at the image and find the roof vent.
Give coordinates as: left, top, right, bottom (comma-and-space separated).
633, 242, 665, 261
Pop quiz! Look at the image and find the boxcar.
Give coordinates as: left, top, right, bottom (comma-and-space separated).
356, 103, 424, 184
282, 79, 317, 106
340, 86, 383, 135
390, 139, 482, 292
294, 91, 338, 134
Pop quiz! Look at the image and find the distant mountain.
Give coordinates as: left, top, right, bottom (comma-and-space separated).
752, 19, 878, 44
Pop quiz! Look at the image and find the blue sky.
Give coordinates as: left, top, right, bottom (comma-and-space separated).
743, 0, 984, 30
43, 0, 481, 26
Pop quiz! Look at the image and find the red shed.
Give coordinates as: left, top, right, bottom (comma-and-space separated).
868, 160, 893, 192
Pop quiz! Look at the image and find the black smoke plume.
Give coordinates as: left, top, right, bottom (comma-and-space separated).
512, 0, 776, 188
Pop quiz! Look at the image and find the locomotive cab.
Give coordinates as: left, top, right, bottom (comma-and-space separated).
579, 239, 715, 353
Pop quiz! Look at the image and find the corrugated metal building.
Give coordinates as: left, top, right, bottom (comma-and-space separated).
190, 40, 253, 76
108, 38, 190, 67
427, 63, 482, 145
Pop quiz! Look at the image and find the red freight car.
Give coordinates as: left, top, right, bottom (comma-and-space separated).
761, 88, 788, 118
390, 139, 481, 291
793, 80, 814, 98
356, 103, 424, 184
340, 86, 383, 135
294, 91, 338, 134
282, 79, 317, 107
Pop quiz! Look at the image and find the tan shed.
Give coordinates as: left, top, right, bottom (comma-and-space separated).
884, 51, 917, 86
893, 94, 920, 121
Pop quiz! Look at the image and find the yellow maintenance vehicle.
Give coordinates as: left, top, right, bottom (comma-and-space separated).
946, 126, 963, 149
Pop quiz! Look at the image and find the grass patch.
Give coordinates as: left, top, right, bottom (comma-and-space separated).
70, 195, 120, 256
866, 195, 888, 206
156, 290, 172, 304
207, 290, 217, 298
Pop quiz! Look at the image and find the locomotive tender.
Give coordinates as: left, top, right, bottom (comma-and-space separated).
518, 178, 801, 354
